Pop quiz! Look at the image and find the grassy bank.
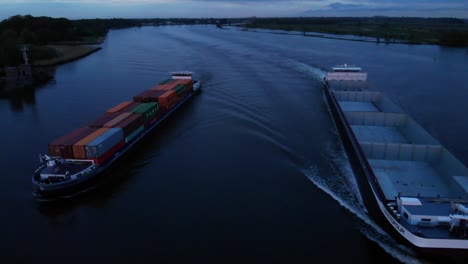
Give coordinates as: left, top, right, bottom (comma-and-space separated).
0, 15, 219, 68
49, 36, 105, 45
244, 17, 468, 46
0, 15, 108, 67
33, 45, 102, 66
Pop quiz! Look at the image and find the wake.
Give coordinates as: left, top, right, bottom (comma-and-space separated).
302, 144, 426, 264
283, 59, 327, 82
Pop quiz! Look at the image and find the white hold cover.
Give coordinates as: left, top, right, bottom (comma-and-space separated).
400, 197, 422, 206
326, 72, 368, 81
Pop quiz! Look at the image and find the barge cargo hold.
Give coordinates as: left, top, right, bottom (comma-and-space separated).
33, 72, 201, 198
323, 65, 468, 255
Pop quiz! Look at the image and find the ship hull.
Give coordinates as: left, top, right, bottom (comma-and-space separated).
322, 81, 468, 257
33, 82, 200, 198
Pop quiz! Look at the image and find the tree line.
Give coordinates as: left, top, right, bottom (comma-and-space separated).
245, 17, 468, 46
0, 15, 219, 67
2, 15, 466, 68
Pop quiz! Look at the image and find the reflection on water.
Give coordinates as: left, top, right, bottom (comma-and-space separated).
0, 67, 56, 112
2, 88, 37, 112
0, 25, 467, 264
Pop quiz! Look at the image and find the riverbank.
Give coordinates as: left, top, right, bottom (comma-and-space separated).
49, 36, 105, 45
0, 15, 111, 68
234, 27, 422, 45
242, 17, 468, 47
32, 45, 102, 67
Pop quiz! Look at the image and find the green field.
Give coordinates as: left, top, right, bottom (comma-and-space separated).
244, 17, 468, 46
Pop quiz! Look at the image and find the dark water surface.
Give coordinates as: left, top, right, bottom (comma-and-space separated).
1, 25, 467, 263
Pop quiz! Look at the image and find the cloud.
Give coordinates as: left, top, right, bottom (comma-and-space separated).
0, 0, 467, 19
303, 1, 468, 18
328, 3, 365, 10
187, 0, 318, 1
0, 0, 322, 19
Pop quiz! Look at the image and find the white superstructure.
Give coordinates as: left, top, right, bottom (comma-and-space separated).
326, 64, 368, 81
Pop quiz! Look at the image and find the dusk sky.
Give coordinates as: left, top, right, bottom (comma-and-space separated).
1, 0, 467, 20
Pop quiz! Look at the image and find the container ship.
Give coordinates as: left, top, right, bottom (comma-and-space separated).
323, 65, 468, 254
33, 72, 201, 197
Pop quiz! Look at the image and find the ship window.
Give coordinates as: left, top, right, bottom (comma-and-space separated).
403, 212, 408, 219
421, 218, 431, 222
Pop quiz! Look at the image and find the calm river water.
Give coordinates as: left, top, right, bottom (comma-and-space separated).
1, 25, 467, 263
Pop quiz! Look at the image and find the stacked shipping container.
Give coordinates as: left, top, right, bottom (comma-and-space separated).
133, 90, 166, 103
48, 103, 145, 164
85, 128, 125, 164
47, 79, 193, 165
48, 127, 98, 159
89, 112, 121, 127
73, 128, 110, 159
130, 103, 159, 124
106, 101, 132, 113
150, 79, 192, 92
158, 90, 177, 111
103, 112, 132, 127
114, 114, 144, 139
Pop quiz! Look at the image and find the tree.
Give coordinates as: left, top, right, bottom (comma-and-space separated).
0, 39, 22, 66
2, 29, 18, 41
20, 28, 37, 44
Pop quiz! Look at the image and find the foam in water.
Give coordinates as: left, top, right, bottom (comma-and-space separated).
283, 59, 327, 82
302, 143, 425, 264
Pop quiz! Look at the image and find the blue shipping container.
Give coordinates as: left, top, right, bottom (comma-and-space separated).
85, 127, 124, 158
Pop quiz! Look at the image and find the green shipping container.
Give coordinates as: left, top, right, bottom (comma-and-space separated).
125, 125, 144, 143
129, 102, 159, 121
173, 84, 186, 96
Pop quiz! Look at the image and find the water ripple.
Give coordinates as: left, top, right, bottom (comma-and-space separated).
302, 142, 426, 264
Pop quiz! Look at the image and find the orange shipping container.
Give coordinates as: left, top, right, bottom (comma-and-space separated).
72, 128, 109, 159
150, 85, 168, 91
150, 79, 192, 91
159, 89, 177, 100
150, 84, 173, 91
104, 112, 133, 127
106, 101, 132, 113
158, 90, 177, 106
163, 80, 180, 90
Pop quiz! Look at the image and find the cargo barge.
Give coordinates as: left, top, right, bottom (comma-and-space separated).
323, 65, 468, 254
33, 72, 201, 197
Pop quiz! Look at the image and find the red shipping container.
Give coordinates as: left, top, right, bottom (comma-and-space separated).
158, 90, 177, 107
48, 126, 98, 158
114, 113, 144, 137
93, 140, 125, 165
89, 112, 121, 127
133, 90, 151, 102
117, 102, 140, 113
163, 80, 179, 89
150, 79, 192, 91
157, 80, 179, 90
159, 99, 177, 113
150, 84, 169, 91
106, 101, 132, 113
143, 90, 167, 102
104, 112, 133, 127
